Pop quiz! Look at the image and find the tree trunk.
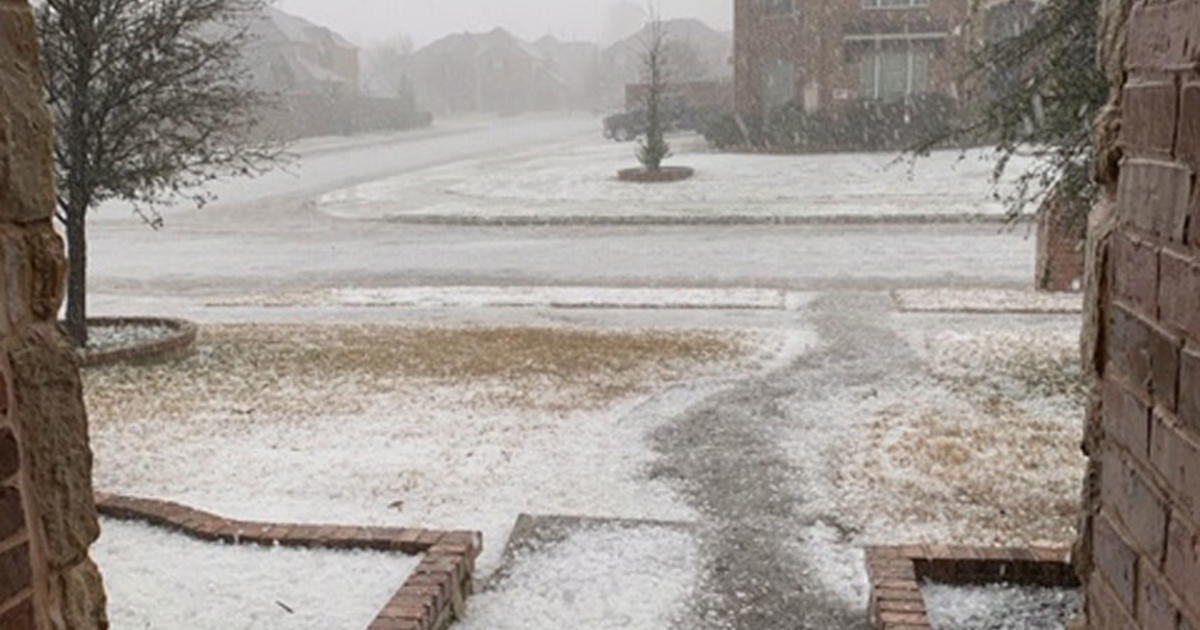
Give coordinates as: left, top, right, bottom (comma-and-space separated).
64, 211, 88, 347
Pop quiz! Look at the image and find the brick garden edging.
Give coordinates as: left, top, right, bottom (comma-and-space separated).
78, 317, 198, 367
94, 492, 481, 630
865, 545, 1077, 629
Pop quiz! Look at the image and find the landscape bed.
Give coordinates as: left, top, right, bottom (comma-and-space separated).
865, 544, 1079, 630
78, 317, 198, 366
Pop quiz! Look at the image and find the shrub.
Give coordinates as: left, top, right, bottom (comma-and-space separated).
701, 93, 959, 153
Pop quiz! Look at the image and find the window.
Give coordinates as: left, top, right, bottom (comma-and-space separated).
862, 0, 929, 9
860, 49, 928, 100
764, 59, 796, 110
765, 0, 795, 15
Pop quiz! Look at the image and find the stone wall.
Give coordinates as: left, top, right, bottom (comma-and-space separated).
1077, 0, 1200, 624
0, 1, 107, 628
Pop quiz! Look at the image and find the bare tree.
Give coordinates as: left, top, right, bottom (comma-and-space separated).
37, 0, 281, 346
363, 34, 417, 99
637, 5, 670, 171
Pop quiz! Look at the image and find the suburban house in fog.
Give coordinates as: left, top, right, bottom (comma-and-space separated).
734, 0, 969, 116
241, 8, 430, 139
406, 28, 568, 115
733, 0, 1036, 116
245, 7, 361, 99
601, 18, 733, 108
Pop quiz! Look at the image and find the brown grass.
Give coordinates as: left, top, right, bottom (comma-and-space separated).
853, 330, 1086, 547
84, 324, 750, 429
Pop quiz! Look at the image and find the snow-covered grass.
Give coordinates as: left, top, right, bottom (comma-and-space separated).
85, 324, 801, 577
94, 518, 419, 630
211, 286, 809, 311
894, 289, 1083, 314
456, 525, 700, 630
781, 318, 1085, 605
317, 138, 1041, 221
922, 581, 1081, 630
86, 323, 177, 351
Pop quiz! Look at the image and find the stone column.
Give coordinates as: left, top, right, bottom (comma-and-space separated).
0, 1, 108, 628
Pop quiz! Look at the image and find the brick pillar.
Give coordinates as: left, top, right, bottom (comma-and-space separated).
1035, 188, 1088, 293
1077, 0, 1200, 626
0, 1, 108, 629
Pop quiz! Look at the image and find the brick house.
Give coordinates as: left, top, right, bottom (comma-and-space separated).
406, 28, 568, 116
245, 8, 361, 99
733, 0, 972, 117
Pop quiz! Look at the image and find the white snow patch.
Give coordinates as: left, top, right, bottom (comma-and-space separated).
893, 289, 1083, 314
456, 526, 700, 630
92, 388, 697, 579
212, 286, 808, 311
86, 324, 176, 351
794, 522, 871, 609
922, 581, 1081, 630
317, 140, 1042, 221
94, 518, 418, 630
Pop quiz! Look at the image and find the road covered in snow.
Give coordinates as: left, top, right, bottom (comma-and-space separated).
84, 114, 1084, 630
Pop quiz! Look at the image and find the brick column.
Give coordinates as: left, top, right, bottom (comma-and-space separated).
0, 1, 108, 628
1077, 0, 1200, 626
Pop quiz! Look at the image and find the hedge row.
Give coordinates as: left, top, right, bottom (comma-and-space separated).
700, 94, 958, 153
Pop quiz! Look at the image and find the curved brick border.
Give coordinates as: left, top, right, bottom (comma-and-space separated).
78, 317, 198, 367
865, 545, 1076, 629
95, 492, 481, 630
616, 166, 696, 183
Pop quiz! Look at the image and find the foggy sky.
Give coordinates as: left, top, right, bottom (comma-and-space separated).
275, 0, 732, 47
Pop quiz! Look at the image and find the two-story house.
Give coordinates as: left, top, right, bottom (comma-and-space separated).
733, 0, 970, 117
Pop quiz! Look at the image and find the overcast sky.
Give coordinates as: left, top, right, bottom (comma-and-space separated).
275, 0, 732, 48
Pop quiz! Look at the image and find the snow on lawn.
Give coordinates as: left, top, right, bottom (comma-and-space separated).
781, 317, 1085, 604
210, 286, 813, 311
893, 288, 1083, 314
317, 137, 1042, 221
456, 526, 699, 630
922, 581, 1081, 630
86, 323, 177, 351
95, 518, 418, 630
85, 324, 805, 577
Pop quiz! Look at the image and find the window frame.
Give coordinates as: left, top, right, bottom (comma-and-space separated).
763, 58, 797, 111
764, 0, 797, 17
859, 45, 930, 101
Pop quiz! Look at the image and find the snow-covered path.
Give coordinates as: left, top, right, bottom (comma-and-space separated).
646, 294, 1083, 629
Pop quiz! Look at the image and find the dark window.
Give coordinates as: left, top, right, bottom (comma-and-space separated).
765, 0, 795, 15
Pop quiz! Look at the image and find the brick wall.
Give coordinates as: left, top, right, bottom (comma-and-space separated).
733, 0, 968, 117
1078, 0, 1200, 625
0, 1, 107, 628
1035, 188, 1088, 292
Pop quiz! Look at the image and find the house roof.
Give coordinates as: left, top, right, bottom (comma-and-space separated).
255, 7, 357, 51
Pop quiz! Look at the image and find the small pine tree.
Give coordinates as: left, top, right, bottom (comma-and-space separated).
637, 8, 671, 171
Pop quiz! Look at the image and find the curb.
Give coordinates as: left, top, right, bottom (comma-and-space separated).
78, 317, 198, 367
95, 492, 482, 630
372, 213, 1032, 227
